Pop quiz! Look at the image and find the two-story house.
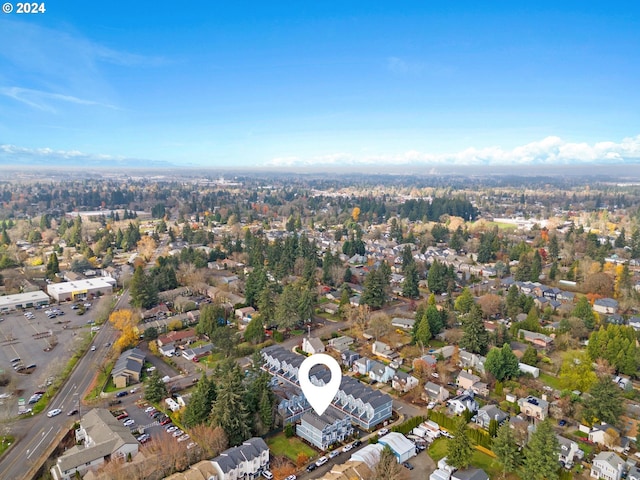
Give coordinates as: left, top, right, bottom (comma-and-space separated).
50, 409, 139, 480
391, 370, 418, 393
517, 395, 549, 421
590, 451, 625, 480
296, 408, 353, 451
424, 381, 450, 403
211, 437, 270, 480
475, 405, 508, 429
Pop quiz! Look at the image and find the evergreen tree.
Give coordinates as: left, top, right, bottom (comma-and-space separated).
582, 376, 623, 426
415, 316, 432, 347
530, 250, 542, 281
244, 315, 264, 344
493, 423, 522, 477
521, 420, 559, 480
548, 234, 559, 261
402, 262, 420, 299
485, 344, 520, 381
183, 375, 217, 427
614, 228, 626, 248
362, 269, 386, 309
446, 417, 473, 469
505, 284, 520, 319
549, 261, 558, 281
46, 252, 59, 280
572, 296, 595, 330
257, 284, 277, 325
274, 284, 300, 329
521, 345, 538, 366
129, 265, 158, 309
245, 267, 268, 308
460, 304, 489, 354
425, 304, 446, 335
210, 360, 251, 446
145, 371, 168, 404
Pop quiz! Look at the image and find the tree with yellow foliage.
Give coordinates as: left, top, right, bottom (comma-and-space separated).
352, 206, 361, 222
137, 235, 157, 262
109, 309, 139, 352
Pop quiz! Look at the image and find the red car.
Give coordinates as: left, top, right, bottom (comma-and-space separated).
160, 417, 171, 426
116, 413, 128, 420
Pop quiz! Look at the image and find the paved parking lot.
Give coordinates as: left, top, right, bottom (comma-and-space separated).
0, 297, 108, 418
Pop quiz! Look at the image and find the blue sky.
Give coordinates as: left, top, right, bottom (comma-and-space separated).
1, 1, 640, 169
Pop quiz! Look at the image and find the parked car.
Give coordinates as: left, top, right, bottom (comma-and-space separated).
160, 417, 171, 426
306, 463, 317, 472
115, 391, 129, 398
378, 428, 389, 437
123, 419, 135, 427
342, 444, 353, 453
262, 471, 273, 480
284, 476, 297, 480
402, 462, 414, 470
315, 456, 328, 467
116, 412, 128, 420
328, 450, 341, 458
352, 440, 362, 447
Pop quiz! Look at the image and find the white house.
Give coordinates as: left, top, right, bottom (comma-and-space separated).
369, 359, 395, 383
593, 298, 619, 315
302, 336, 325, 355
448, 393, 478, 415
557, 435, 581, 468
391, 370, 418, 393
590, 451, 625, 480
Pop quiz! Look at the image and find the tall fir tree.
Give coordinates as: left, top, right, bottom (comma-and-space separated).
521, 420, 559, 480
460, 304, 489, 355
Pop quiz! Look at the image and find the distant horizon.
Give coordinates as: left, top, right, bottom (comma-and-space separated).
1, 2, 639, 169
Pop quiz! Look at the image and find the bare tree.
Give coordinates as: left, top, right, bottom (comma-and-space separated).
369, 313, 391, 341
189, 424, 228, 458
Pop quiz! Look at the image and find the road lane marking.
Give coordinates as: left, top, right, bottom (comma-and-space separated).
27, 426, 53, 459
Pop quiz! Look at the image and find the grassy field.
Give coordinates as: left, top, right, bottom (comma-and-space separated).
429, 438, 519, 480
539, 372, 562, 390
267, 433, 318, 463
0, 436, 14, 456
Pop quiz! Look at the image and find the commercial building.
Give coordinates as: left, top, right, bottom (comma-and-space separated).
47, 277, 116, 302
0, 290, 50, 312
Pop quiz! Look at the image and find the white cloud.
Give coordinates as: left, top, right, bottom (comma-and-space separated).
387, 57, 424, 75
264, 134, 640, 168
0, 86, 117, 113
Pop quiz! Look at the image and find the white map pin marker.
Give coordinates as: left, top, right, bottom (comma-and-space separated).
298, 353, 342, 416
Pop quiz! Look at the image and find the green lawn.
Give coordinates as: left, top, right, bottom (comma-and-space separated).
429, 438, 517, 479
539, 372, 562, 390
0, 436, 14, 456
267, 433, 318, 463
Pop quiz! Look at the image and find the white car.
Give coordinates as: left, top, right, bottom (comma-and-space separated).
262, 471, 274, 480
90, 345, 96, 351
342, 444, 353, 453
123, 419, 135, 427
284, 476, 297, 480
144, 406, 155, 413
177, 434, 190, 443
328, 450, 341, 458
0, 393, 11, 399
315, 456, 328, 467
378, 428, 389, 436
47, 408, 62, 417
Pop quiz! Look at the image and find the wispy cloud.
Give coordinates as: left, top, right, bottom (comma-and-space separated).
0, 144, 173, 168
386, 57, 425, 76
0, 86, 117, 113
265, 135, 640, 167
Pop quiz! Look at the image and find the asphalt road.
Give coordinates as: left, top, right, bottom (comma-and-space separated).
0, 319, 119, 480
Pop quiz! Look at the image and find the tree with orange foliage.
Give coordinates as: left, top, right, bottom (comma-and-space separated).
271, 456, 297, 479
109, 309, 139, 352
295, 452, 310, 468
352, 206, 361, 222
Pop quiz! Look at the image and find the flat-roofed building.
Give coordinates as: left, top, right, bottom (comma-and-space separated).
0, 290, 50, 312
47, 277, 116, 302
